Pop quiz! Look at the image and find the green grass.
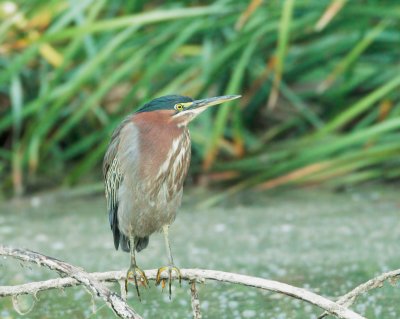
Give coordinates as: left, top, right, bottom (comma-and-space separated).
0, 0, 399, 198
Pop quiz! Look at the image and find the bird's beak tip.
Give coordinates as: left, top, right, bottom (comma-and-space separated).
192, 94, 242, 109
227, 94, 242, 100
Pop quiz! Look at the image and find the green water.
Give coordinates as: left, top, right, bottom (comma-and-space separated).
0, 186, 399, 318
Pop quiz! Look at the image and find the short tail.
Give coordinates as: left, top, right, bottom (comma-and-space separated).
119, 235, 149, 253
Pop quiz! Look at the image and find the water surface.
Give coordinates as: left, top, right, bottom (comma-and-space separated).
0, 186, 399, 318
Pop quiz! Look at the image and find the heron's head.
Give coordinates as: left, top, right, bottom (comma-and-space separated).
136, 94, 241, 126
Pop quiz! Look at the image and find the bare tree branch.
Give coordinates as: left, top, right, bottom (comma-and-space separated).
190, 280, 202, 319
0, 245, 366, 319
317, 268, 400, 319
0, 245, 142, 319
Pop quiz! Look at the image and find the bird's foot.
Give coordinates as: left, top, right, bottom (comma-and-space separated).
125, 265, 149, 301
155, 264, 182, 299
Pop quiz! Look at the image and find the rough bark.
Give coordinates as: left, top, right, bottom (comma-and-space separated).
0, 245, 379, 319
0, 246, 141, 319
317, 268, 400, 319
190, 280, 202, 319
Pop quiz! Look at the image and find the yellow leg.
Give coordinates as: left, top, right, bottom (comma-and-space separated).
125, 235, 149, 301
156, 225, 182, 299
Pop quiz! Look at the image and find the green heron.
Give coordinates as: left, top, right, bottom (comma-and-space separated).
103, 94, 240, 299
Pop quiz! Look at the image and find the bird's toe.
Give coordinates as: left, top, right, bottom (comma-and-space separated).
156, 265, 182, 299
125, 265, 149, 301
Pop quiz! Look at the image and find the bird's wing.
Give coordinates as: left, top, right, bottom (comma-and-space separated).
103, 117, 131, 250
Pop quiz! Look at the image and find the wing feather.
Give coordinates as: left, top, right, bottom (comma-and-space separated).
103, 117, 131, 250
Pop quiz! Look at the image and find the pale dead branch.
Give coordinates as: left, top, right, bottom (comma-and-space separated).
190, 280, 202, 319
317, 268, 400, 319
0, 245, 142, 319
0, 245, 383, 319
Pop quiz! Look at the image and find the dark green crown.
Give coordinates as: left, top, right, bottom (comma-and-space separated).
136, 95, 193, 113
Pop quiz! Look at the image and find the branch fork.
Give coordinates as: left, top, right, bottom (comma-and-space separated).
1, 245, 397, 319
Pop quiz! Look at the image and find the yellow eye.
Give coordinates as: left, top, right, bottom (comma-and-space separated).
175, 103, 184, 111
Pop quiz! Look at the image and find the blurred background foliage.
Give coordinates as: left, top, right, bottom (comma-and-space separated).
0, 0, 399, 202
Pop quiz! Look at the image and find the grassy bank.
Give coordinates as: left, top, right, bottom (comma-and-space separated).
0, 0, 399, 198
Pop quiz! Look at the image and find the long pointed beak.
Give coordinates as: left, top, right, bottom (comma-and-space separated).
190, 94, 241, 109
172, 94, 241, 125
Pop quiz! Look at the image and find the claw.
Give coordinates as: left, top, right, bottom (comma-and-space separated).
161, 278, 166, 290
125, 265, 149, 301
156, 265, 182, 299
